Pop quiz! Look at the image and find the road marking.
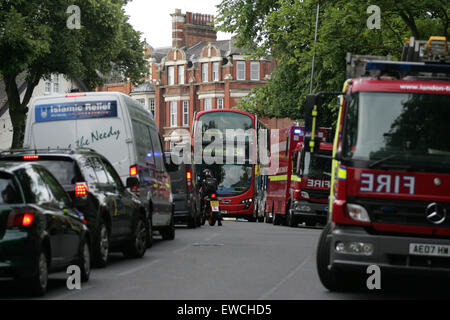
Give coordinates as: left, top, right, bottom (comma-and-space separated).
173, 244, 192, 254
258, 255, 311, 300
204, 233, 218, 241
118, 259, 161, 277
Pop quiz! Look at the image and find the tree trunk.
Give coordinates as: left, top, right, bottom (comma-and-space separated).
4, 72, 40, 149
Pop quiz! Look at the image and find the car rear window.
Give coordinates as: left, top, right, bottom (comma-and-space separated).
0, 172, 23, 204
36, 159, 82, 186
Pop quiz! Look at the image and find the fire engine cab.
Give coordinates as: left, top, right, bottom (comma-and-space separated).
307, 36, 450, 291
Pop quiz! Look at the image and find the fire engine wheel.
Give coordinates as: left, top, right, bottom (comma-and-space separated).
316, 223, 361, 292
273, 214, 282, 226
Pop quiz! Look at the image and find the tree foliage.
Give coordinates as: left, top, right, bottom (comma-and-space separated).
0, 0, 148, 148
216, 0, 450, 125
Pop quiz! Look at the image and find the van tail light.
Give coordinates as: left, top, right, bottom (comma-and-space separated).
75, 183, 88, 197
8, 210, 35, 227
23, 155, 39, 160
130, 165, 138, 176
186, 167, 192, 190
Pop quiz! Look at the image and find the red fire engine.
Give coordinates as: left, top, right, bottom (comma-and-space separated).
264, 126, 330, 226
307, 36, 450, 291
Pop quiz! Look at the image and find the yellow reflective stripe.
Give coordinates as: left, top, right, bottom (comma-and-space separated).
268, 175, 288, 181
291, 175, 302, 182
337, 166, 347, 180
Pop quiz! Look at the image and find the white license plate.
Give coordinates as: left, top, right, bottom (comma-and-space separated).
220, 210, 227, 214
409, 243, 450, 257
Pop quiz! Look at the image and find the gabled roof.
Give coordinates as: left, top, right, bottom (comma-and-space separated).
130, 81, 156, 93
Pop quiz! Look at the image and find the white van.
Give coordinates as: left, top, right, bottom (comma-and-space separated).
24, 92, 175, 239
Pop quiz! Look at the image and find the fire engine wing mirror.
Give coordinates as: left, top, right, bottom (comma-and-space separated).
304, 94, 322, 153
126, 177, 140, 189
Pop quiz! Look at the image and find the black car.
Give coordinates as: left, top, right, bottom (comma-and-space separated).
165, 152, 202, 228
0, 149, 149, 268
0, 162, 91, 296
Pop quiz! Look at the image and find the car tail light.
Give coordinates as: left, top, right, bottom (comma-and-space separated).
186, 167, 192, 190
75, 183, 88, 197
130, 165, 138, 176
211, 193, 216, 199
8, 211, 35, 227
23, 155, 39, 160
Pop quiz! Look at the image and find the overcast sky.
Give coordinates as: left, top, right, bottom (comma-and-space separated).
124, 0, 233, 48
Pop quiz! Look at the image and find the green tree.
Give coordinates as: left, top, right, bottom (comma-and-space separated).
216, 0, 450, 125
0, 0, 148, 148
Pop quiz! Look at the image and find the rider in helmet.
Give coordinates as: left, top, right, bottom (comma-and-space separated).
199, 168, 222, 226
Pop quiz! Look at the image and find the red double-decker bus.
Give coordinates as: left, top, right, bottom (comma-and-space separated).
192, 109, 269, 221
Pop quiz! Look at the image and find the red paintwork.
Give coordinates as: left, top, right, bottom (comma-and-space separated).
192, 109, 259, 218
332, 77, 450, 236
265, 126, 330, 216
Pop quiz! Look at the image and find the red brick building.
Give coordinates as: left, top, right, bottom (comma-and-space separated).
100, 9, 293, 146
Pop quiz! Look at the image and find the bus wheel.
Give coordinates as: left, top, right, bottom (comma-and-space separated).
273, 213, 281, 226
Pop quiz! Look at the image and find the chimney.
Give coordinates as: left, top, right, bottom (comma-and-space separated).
171, 8, 185, 48
183, 11, 216, 48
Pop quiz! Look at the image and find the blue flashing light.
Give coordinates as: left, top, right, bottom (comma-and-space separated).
294, 129, 303, 135
146, 152, 153, 158
366, 60, 450, 74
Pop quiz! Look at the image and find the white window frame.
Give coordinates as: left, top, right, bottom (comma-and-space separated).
250, 61, 260, 81
236, 61, 246, 80
217, 98, 224, 109
168, 66, 175, 85
44, 74, 60, 95
170, 101, 177, 127
204, 98, 212, 111
178, 65, 185, 84
202, 63, 209, 82
213, 62, 220, 82
182, 100, 189, 126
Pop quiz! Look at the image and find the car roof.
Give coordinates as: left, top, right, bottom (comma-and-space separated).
0, 161, 33, 173
0, 148, 102, 159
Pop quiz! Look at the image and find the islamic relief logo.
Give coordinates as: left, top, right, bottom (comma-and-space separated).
40, 107, 48, 119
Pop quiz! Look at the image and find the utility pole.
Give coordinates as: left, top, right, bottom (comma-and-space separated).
309, 0, 320, 94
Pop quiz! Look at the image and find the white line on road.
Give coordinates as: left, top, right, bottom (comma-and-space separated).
118, 259, 161, 277
258, 255, 312, 300
204, 233, 218, 242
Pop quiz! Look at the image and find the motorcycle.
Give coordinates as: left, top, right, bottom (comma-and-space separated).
201, 193, 220, 226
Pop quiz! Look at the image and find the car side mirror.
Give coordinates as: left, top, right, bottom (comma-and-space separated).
126, 177, 140, 189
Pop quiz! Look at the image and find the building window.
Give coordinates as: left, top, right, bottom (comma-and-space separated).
149, 98, 155, 116
236, 61, 246, 80
202, 63, 209, 82
44, 74, 60, 95
168, 66, 174, 85
178, 65, 185, 85
217, 98, 224, 109
204, 98, 212, 111
170, 101, 177, 127
136, 98, 145, 106
182, 100, 189, 126
213, 62, 220, 82
251, 61, 260, 80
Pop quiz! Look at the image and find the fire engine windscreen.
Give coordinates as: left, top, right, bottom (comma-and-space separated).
300, 151, 332, 179
342, 92, 450, 171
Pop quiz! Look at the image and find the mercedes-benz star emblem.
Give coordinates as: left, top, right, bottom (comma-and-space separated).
426, 202, 447, 225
